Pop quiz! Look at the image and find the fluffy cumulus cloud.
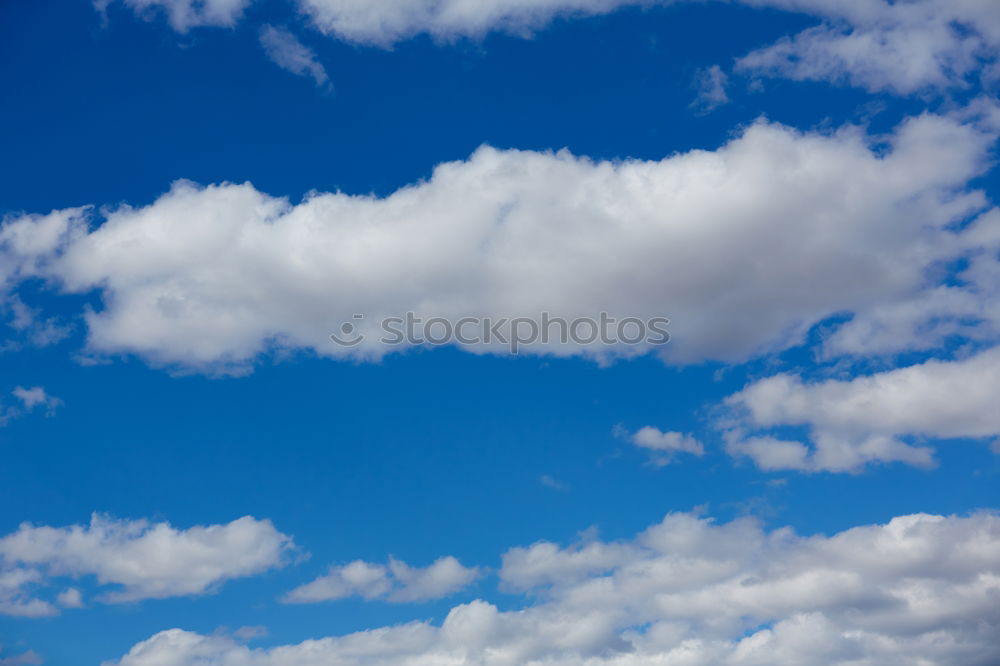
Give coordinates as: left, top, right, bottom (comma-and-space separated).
94, 0, 251, 31
737, 0, 1000, 94
111, 511, 1000, 665
623, 426, 704, 465
722, 345, 1000, 473
259, 25, 331, 88
1, 110, 996, 372
284, 556, 479, 604
0, 514, 294, 616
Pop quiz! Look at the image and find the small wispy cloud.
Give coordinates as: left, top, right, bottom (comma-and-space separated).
691, 65, 729, 114
0, 386, 63, 426
615, 425, 705, 466
259, 25, 330, 89
540, 474, 569, 491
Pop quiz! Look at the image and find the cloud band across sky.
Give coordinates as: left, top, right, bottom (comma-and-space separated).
2, 109, 995, 372
108, 511, 1000, 666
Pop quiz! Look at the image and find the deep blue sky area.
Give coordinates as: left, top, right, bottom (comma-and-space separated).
2, 0, 890, 211
2, 1, 1000, 665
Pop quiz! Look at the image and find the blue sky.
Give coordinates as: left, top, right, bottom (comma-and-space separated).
1, 1, 1000, 665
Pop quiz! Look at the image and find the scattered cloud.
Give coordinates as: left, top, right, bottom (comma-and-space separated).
721, 346, 1000, 472
259, 25, 331, 88
691, 64, 729, 113
296, 0, 652, 47
284, 556, 479, 604
540, 474, 570, 491
11, 387, 61, 414
736, 0, 1000, 95
4, 296, 71, 349
0, 386, 62, 427
111, 511, 1000, 665
94, 0, 251, 32
625, 426, 704, 465
56, 587, 83, 609
0, 648, 42, 666
0, 514, 295, 615
232, 626, 267, 641
87, 0, 1000, 99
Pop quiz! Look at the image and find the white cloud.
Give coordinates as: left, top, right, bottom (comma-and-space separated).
722, 345, 1000, 472
540, 474, 569, 491
736, 0, 1000, 94
628, 426, 704, 465
110, 511, 1000, 666
0, 386, 62, 427
296, 0, 655, 46
284, 556, 479, 604
259, 25, 331, 88
691, 64, 729, 113
85, 0, 1000, 97
5, 295, 71, 348
56, 587, 84, 609
0, 514, 294, 614
293, 0, 999, 98
11, 387, 61, 413
820, 202, 1000, 359
0, 648, 42, 666
0, 568, 56, 618
1, 110, 995, 373
94, 0, 251, 32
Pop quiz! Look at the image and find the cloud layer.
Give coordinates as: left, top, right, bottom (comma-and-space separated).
111, 511, 1000, 665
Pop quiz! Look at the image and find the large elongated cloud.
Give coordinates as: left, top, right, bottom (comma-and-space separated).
110, 511, 1000, 665
722, 345, 1000, 472
0, 514, 294, 615
2, 111, 994, 372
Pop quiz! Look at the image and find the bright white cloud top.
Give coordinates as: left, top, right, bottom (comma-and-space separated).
110, 511, 1000, 666
2, 110, 995, 372
0, 515, 294, 616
